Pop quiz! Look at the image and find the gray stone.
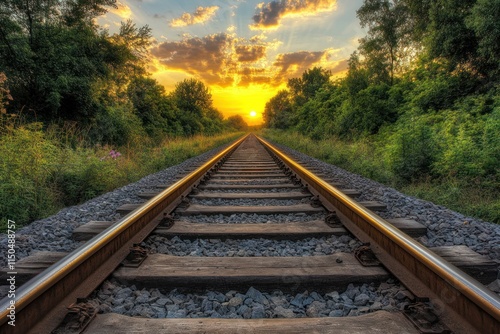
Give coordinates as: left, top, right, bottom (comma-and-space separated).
302, 296, 315, 307
328, 310, 343, 317
228, 297, 243, 307
135, 293, 150, 304
116, 287, 132, 299
202, 299, 213, 312
155, 298, 170, 306
325, 291, 340, 301
487, 279, 500, 293
274, 306, 295, 318
354, 293, 370, 306
306, 301, 326, 317
166, 304, 179, 312
370, 301, 383, 311
246, 287, 266, 303
290, 292, 306, 307
251, 305, 266, 318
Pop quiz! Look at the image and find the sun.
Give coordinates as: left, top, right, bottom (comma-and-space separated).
250, 110, 257, 117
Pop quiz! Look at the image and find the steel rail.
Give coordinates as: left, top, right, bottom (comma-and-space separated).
0, 133, 249, 334
257, 135, 500, 334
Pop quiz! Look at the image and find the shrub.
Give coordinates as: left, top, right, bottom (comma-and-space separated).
0, 124, 59, 227
89, 105, 146, 146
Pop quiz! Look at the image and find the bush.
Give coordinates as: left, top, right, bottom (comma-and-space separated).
0, 121, 242, 231
387, 115, 439, 181
337, 83, 397, 138
0, 124, 59, 226
89, 105, 146, 146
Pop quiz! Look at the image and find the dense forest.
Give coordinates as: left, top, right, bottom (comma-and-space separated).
0, 0, 247, 228
0, 0, 248, 140
263, 0, 500, 223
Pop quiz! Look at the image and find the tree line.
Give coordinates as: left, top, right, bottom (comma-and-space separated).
0, 0, 247, 145
264, 0, 500, 183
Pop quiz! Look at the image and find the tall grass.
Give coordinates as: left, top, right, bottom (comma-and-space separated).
260, 129, 394, 184
0, 121, 242, 231
261, 129, 499, 224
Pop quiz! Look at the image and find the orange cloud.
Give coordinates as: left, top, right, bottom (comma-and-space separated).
108, 1, 132, 19
170, 6, 219, 27
151, 33, 235, 86
251, 0, 337, 30
330, 59, 348, 76
151, 34, 342, 88
273, 50, 326, 75
151, 33, 274, 87
235, 45, 267, 62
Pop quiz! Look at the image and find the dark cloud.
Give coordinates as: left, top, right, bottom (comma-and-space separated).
235, 45, 267, 62
151, 33, 235, 86
273, 50, 326, 75
152, 34, 338, 87
251, 0, 337, 30
238, 67, 271, 86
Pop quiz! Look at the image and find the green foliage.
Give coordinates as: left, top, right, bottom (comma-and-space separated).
0, 1, 119, 120
408, 70, 479, 112
287, 67, 331, 106
226, 115, 248, 131
0, 124, 59, 225
0, 72, 12, 115
171, 79, 225, 136
386, 114, 439, 181
427, 0, 477, 67
295, 86, 338, 140
260, 129, 392, 185
263, 90, 294, 129
261, 1, 500, 223
127, 77, 183, 140
262, 127, 500, 223
90, 105, 146, 146
173, 79, 213, 117
466, 0, 500, 77
0, 123, 241, 231
338, 83, 397, 137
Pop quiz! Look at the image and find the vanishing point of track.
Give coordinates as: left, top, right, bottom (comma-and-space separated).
0, 134, 499, 333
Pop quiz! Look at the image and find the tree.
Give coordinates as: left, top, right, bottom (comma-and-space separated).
226, 115, 248, 131
287, 67, 331, 106
172, 79, 215, 135
97, 20, 153, 105
427, 0, 477, 68
0, 0, 143, 120
63, 0, 117, 26
357, 0, 406, 84
466, 0, 500, 78
127, 76, 181, 138
202, 108, 225, 135
263, 90, 294, 129
173, 79, 213, 115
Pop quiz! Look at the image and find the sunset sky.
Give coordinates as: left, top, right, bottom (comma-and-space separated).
99, 0, 365, 125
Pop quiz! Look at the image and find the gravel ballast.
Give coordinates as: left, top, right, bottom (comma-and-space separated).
144, 235, 362, 257
0, 142, 235, 267
93, 279, 414, 319
1, 135, 499, 308
267, 141, 500, 263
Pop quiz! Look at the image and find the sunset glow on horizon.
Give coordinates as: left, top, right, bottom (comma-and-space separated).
100, 0, 365, 125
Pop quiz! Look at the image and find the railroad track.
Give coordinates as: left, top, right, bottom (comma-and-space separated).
1, 134, 499, 333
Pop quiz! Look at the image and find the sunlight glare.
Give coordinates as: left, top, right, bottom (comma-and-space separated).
250, 110, 257, 117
